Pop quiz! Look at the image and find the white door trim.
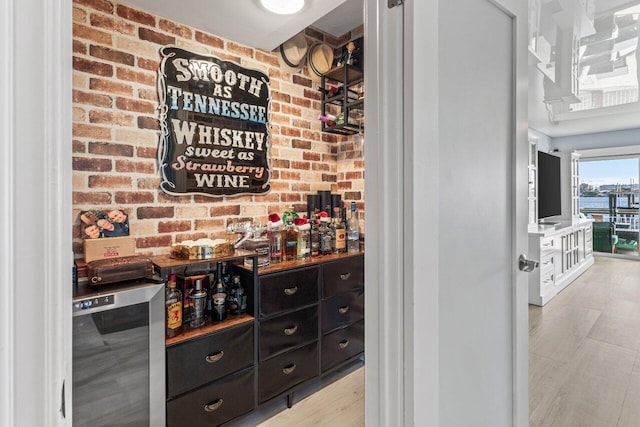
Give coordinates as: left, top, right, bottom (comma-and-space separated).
364, 0, 406, 425
2, 0, 73, 425
0, 0, 16, 425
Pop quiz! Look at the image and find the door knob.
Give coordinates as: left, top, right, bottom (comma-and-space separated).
519, 254, 538, 272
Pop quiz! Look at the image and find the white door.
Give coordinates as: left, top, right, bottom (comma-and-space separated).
402, 0, 529, 425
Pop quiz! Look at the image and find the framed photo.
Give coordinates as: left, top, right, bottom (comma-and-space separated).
80, 209, 130, 239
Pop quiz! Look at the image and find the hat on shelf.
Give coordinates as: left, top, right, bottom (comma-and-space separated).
307, 42, 334, 83
277, 33, 309, 74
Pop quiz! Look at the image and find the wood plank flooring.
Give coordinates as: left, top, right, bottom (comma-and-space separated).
530, 256, 640, 427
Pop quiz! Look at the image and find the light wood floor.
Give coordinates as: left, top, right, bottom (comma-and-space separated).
230, 362, 365, 426
530, 256, 640, 427
241, 257, 640, 427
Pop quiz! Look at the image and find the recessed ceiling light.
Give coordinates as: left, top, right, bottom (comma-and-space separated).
261, 0, 305, 15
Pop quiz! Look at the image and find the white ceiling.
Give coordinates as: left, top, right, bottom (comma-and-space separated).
122, 0, 364, 51
529, 0, 640, 137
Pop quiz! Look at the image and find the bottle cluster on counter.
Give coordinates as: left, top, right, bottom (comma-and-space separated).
165, 261, 247, 338
266, 199, 361, 264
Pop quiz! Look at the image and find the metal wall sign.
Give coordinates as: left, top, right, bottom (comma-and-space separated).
157, 46, 271, 197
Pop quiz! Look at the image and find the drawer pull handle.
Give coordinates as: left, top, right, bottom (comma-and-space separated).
205, 351, 224, 363
338, 305, 350, 314
340, 273, 351, 280
284, 325, 298, 335
339, 340, 350, 349
282, 364, 297, 375
204, 399, 224, 412
284, 286, 298, 296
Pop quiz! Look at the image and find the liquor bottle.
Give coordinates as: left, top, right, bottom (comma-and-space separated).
267, 213, 284, 263
226, 275, 246, 315
319, 212, 332, 255
334, 207, 347, 253
295, 217, 311, 259
284, 219, 298, 261
205, 273, 214, 319
347, 201, 360, 253
165, 274, 183, 338
211, 262, 227, 322
189, 278, 207, 328
310, 212, 320, 257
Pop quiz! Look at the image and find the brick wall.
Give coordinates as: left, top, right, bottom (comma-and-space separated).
72, 0, 365, 257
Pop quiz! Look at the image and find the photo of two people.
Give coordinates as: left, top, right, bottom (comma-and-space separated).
80, 209, 130, 239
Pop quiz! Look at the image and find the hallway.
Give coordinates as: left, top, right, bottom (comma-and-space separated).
530, 256, 640, 426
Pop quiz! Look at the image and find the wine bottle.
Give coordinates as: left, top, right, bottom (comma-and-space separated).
212, 262, 227, 322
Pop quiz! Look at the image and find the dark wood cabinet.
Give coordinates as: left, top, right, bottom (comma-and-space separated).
166, 366, 254, 427
156, 252, 363, 426
320, 255, 365, 373
258, 341, 319, 403
321, 319, 364, 372
322, 288, 364, 333
259, 305, 318, 361
259, 266, 319, 317
166, 322, 254, 398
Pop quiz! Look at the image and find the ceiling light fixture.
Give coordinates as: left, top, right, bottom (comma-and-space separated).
261, 0, 305, 15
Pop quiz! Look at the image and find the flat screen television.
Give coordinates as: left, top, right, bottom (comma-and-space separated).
537, 151, 562, 219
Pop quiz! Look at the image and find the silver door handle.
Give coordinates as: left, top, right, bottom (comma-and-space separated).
519, 254, 538, 272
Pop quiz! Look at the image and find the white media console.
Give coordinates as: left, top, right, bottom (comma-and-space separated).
528, 219, 594, 306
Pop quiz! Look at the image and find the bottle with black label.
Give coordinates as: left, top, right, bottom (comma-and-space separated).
227, 275, 246, 315
284, 219, 298, 261
211, 262, 227, 322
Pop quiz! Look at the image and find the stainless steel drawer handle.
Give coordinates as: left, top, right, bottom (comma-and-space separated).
204, 399, 224, 412
284, 325, 298, 335
284, 286, 298, 296
340, 273, 351, 280
338, 305, 350, 314
205, 351, 224, 363
339, 340, 350, 349
282, 364, 297, 375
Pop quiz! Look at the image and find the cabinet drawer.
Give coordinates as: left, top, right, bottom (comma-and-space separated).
540, 237, 556, 254
322, 288, 364, 333
539, 253, 556, 276
167, 366, 254, 427
260, 266, 319, 317
323, 255, 364, 298
259, 306, 319, 361
258, 341, 318, 403
322, 320, 364, 372
167, 323, 254, 398
540, 269, 554, 289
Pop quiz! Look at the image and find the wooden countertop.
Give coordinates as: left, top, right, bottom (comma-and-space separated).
165, 313, 254, 347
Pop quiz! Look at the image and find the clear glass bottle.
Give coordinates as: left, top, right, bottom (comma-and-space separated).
268, 223, 283, 263
189, 278, 207, 328
284, 219, 298, 261
296, 219, 311, 259
211, 262, 227, 322
165, 274, 183, 338
347, 201, 360, 253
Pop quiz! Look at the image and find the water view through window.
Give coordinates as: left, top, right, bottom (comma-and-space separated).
580, 157, 640, 256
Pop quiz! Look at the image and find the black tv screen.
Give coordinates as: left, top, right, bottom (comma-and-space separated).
538, 151, 562, 219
